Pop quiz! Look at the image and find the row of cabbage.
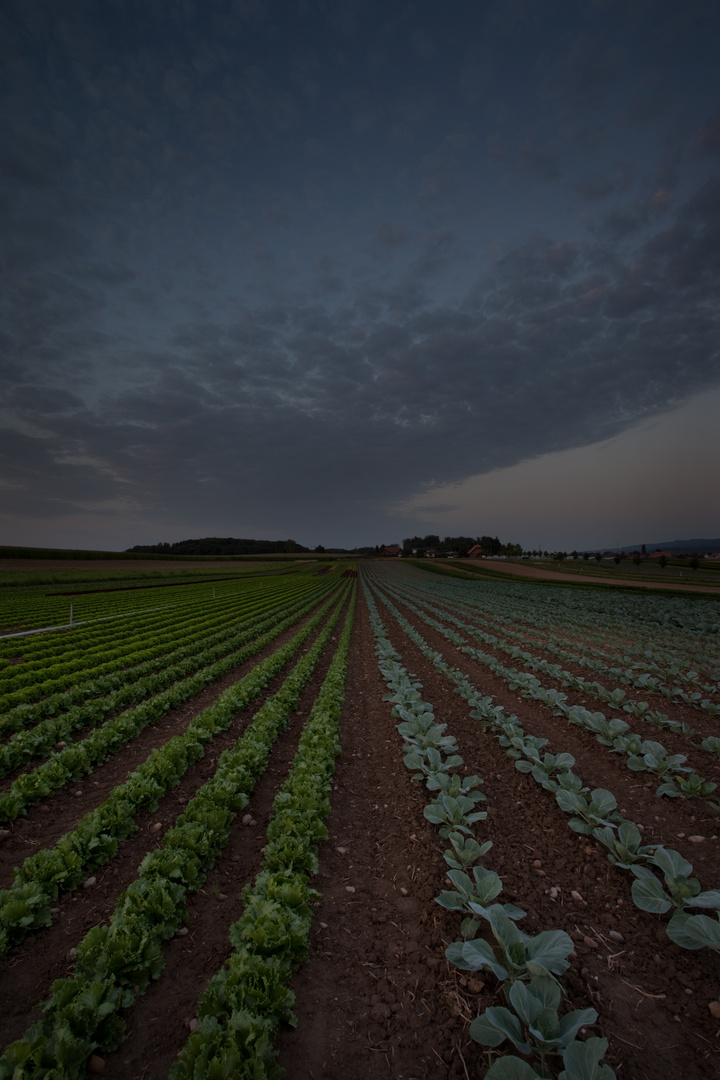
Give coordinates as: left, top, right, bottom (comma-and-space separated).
398, 572, 720, 706
400, 566, 720, 698
375, 575, 720, 810
0, 583, 355, 1078
362, 573, 616, 1080
364, 569, 720, 974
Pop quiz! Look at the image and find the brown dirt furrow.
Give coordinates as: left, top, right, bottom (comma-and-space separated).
0, 596, 337, 885
368, 583, 720, 1080
277, 589, 485, 1080
0, 600, 345, 1048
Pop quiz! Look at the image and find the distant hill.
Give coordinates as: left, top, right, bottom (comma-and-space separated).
609, 539, 720, 555
127, 537, 309, 556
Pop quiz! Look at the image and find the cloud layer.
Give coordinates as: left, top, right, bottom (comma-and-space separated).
1, 0, 719, 547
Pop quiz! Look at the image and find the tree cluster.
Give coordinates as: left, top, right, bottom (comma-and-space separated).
400, 535, 522, 557
127, 537, 309, 556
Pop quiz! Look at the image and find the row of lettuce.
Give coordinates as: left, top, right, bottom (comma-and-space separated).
0, 567, 309, 634
0, 573, 321, 710
0, 582, 356, 1079
0, 580, 337, 793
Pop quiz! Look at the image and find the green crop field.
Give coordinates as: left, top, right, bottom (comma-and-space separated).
0, 562, 718, 1079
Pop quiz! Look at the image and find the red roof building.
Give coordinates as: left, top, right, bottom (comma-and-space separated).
467, 544, 487, 559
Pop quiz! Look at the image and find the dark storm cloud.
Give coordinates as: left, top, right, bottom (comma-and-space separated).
7, 175, 718, 539
1, 0, 718, 544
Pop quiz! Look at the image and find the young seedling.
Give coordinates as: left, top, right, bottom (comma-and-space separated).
443, 832, 492, 871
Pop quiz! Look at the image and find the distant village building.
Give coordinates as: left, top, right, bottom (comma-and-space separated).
649, 550, 674, 559
467, 544, 487, 559
382, 544, 402, 557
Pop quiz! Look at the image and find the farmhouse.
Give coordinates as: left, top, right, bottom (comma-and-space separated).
466, 544, 487, 558
381, 544, 402, 557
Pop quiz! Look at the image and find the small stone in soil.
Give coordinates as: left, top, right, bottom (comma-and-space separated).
609, 930, 625, 943
583, 936, 599, 949
345, 886, 356, 893
336, 846, 348, 854
83, 876, 96, 889
50, 907, 60, 915
709, 1001, 720, 1019
74, 790, 83, 797
88, 1055, 105, 1073
532, 859, 542, 868
151, 822, 163, 832
241, 814, 253, 825
688, 835, 705, 843
176, 927, 189, 936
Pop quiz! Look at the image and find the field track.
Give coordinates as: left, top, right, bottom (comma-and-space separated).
0, 561, 718, 1080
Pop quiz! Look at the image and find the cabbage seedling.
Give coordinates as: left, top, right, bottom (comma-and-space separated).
443, 832, 492, 870
424, 792, 487, 837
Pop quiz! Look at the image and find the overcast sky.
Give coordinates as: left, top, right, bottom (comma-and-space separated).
2, 0, 719, 552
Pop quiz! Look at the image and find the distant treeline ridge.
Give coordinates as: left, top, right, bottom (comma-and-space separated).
128, 537, 310, 556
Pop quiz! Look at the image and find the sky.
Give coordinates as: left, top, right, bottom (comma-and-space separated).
1, 0, 719, 552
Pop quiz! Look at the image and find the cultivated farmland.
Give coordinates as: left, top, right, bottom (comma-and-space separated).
0, 561, 718, 1079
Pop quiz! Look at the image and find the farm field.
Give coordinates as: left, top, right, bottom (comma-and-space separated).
456, 558, 720, 594
0, 561, 718, 1079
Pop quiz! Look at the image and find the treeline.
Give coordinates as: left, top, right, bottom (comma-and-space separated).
401, 535, 523, 557
127, 537, 309, 556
